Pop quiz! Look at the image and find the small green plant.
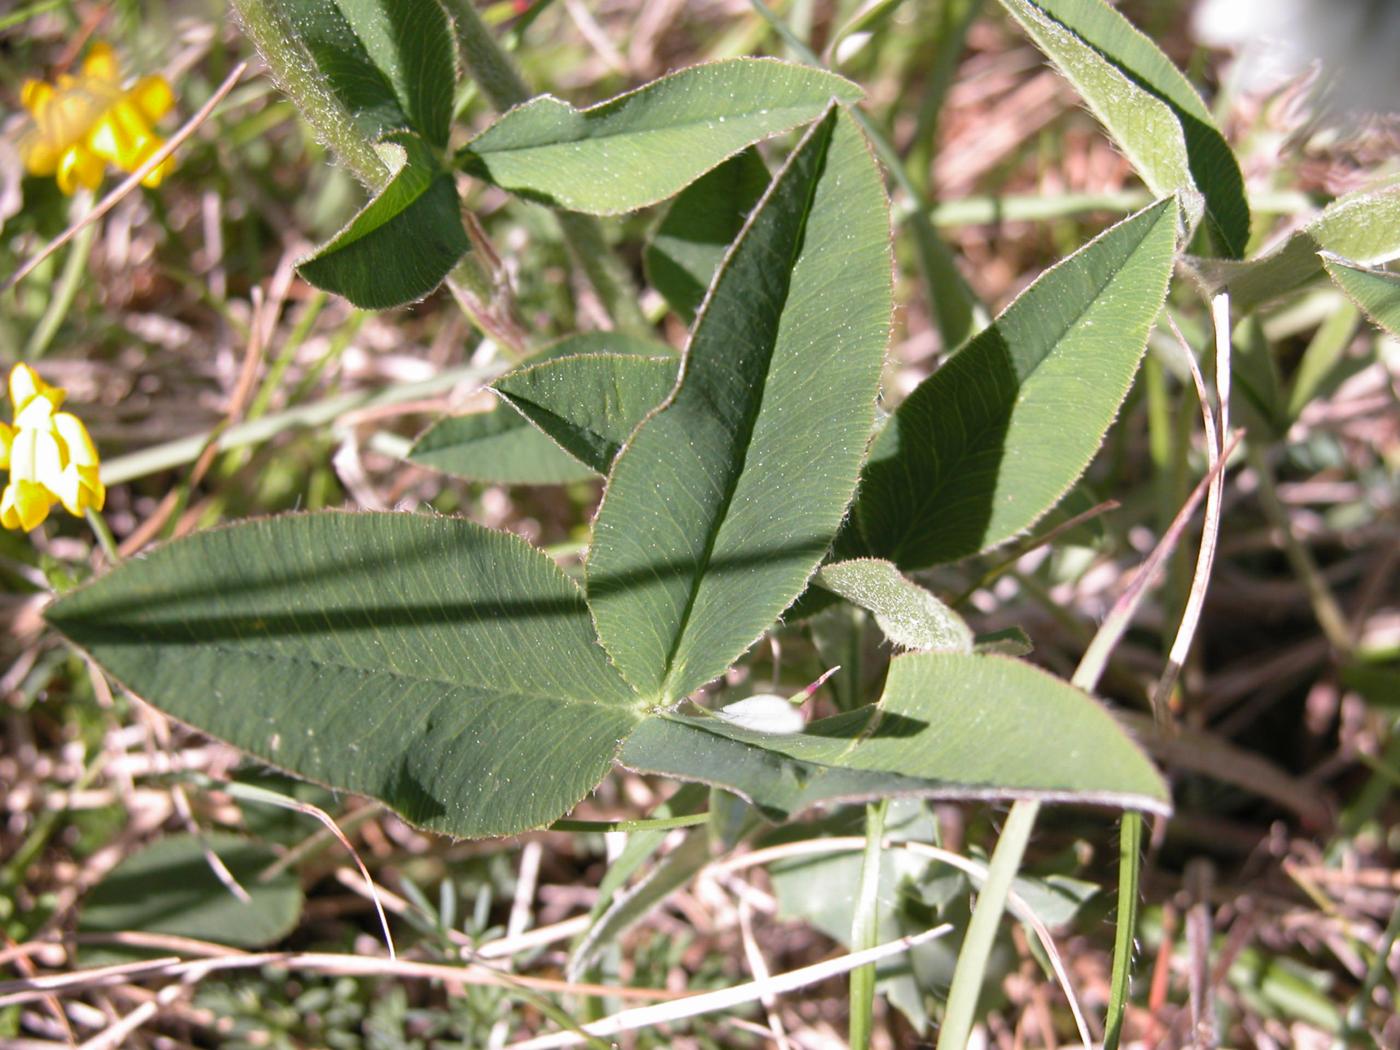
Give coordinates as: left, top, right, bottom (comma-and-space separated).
44, 10, 1176, 837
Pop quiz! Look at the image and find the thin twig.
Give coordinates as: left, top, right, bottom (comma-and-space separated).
1073, 430, 1244, 694
709, 835, 1093, 1047
0, 951, 680, 1008
216, 780, 397, 959
509, 924, 955, 1049
1150, 303, 1229, 724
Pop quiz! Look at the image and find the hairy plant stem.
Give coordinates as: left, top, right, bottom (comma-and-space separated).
231, 0, 387, 191
231, 0, 513, 348
441, 0, 649, 335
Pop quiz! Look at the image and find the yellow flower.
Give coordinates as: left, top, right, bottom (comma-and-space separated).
0, 364, 105, 531
18, 43, 175, 195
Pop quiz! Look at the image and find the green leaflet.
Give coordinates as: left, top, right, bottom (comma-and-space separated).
46, 513, 641, 839
255, 0, 463, 307
493, 353, 679, 474
621, 652, 1171, 818
1188, 180, 1400, 312
856, 198, 1177, 569
409, 332, 673, 485
998, 0, 1247, 257
815, 559, 973, 652
645, 147, 771, 323
1323, 254, 1400, 338
587, 108, 893, 705
271, 0, 456, 148
458, 58, 863, 214
297, 138, 469, 309
409, 409, 597, 485
79, 834, 303, 956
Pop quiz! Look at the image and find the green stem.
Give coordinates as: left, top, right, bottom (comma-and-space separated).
26, 200, 97, 359
0, 748, 105, 886
1341, 894, 1400, 1042
1102, 812, 1143, 1050
100, 361, 501, 486
906, 0, 982, 196
943, 521, 1154, 1047
1246, 443, 1354, 655
232, 0, 506, 339
442, 0, 533, 108
922, 188, 1313, 228
935, 800, 1039, 1050
553, 212, 651, 335
85, 508, 122, 565
849, 799, 889, 1050
442, 0, 648, 334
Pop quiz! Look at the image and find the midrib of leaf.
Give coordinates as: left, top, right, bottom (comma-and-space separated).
653, 119, 832, 704
886, 218, 1159, 561
471, 103, 833, 158
91, 632, 633, 710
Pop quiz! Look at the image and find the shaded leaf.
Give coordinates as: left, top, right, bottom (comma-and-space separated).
1340, 661, 1400, 712
856, 199, 1177, 569
80, 833, 302, 952
998, 0, 1247, 256
645, 147, 770, 322
622, 652, 1170, 817
768, 803, 952, 1034
408, 332, 674, 484
1323, 254, 1400, 338
47, 513, 640, 839
493, 353, 679, 474
458, 58, 862, 214
1232, 316, 1288, 441
297, 138, 469, 309
1187, 180, 1400, 312
815, 559, 972, 652
974, 627, 1034, 657
409, 408, 597, 485
587, 109, 893, 704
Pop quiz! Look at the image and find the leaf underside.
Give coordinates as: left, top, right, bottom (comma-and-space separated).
47, 513, 640, 839
1188, 181, 1400, 312
1323, 254, 1400, 338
